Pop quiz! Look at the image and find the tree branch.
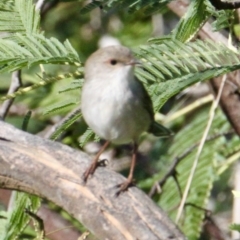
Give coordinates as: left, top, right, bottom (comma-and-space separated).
0, 121, 185, 240
209, 0, 240, 10
168, 0, 240, 136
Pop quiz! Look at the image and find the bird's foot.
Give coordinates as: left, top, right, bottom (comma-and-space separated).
115, 179, 135, 196
83, 159, 108, 182
83, 163, 96, 182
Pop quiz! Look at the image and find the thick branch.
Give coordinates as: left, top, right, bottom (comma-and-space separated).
0, 121, 185, 240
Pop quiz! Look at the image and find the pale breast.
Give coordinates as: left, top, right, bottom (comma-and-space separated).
81, 77, 151, 144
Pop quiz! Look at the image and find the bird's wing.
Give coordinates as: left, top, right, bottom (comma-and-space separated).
135, 78, 173, 137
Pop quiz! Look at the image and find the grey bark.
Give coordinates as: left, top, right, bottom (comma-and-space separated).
0, 121, 185, 240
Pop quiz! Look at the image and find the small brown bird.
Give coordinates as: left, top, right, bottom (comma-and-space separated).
81, 45, 172, 193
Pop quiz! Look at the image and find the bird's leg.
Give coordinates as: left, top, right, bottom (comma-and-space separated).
117, 142, 138, 195
83, 140, 110, 182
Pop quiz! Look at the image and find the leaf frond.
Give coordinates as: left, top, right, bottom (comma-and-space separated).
135, 39, 240, 111
0, 33, 81, 73
50, 109, 82, 140
140, 108, 232, 239
80, 0, 171, 15
171, 0, 214, 42
0, 70, 83, 101
1, 192, 40, 240
0, 0, 40, 34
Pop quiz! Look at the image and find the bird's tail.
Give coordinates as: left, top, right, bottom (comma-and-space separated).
149, 121, 173, 137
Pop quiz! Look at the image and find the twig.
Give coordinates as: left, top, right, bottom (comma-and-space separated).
232, 162, 240, 239
35, 0, 46, 11
218, 150, 240, 175
0, 71, 82, 102
176, 75, 227, 223
0, 71, 22, 120
35, 0, 59, 16
165, 94, 213, 123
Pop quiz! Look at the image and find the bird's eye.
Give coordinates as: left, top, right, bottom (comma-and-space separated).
110, 59, 117, 65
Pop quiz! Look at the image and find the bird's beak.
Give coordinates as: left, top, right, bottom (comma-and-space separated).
126, 59, 142, 66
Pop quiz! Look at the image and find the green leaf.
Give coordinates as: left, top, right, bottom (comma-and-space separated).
1, 192, 41, 240
79, 128, 95, 148
0, 212, 8, 237
43, 100, 77, 115
0, 33, 80, 73
58, 79, 83, 93
1, 70, 83, 101
171, 0, 214, 42
50, 109, 82, 140
135, 39, 240, 111
79, 0, 171, 15
230, 223, 240, 232
144, 108, 231, 239
0, 0, 40, 34
212, 10, 234, 31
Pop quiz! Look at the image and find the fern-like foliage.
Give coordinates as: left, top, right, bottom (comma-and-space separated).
0, 34, 80, 72
0, 192, 40, 240
212, 9, 235, 32
80, 0, 171, 15
43, 100, 78, 116
139, 108, 236, 239
230, 223, 240, 232
171, 0, 214, 42
0, 70, 83, 101
135, 39, 240, 111
49, 108, 82, 140
79, 128, 95, 148
0, 211, 8, 237
0, 0, 81, 73
0, 0, 39, 33
0, 0, 82, 236
0, 1, 238, 239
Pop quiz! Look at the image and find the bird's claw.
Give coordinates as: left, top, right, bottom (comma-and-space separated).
83, 159, 108, 182
115, 179, 135, 196
83, 164, 96, 182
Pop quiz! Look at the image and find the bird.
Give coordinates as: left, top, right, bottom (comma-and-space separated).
81, 45, 172, 194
